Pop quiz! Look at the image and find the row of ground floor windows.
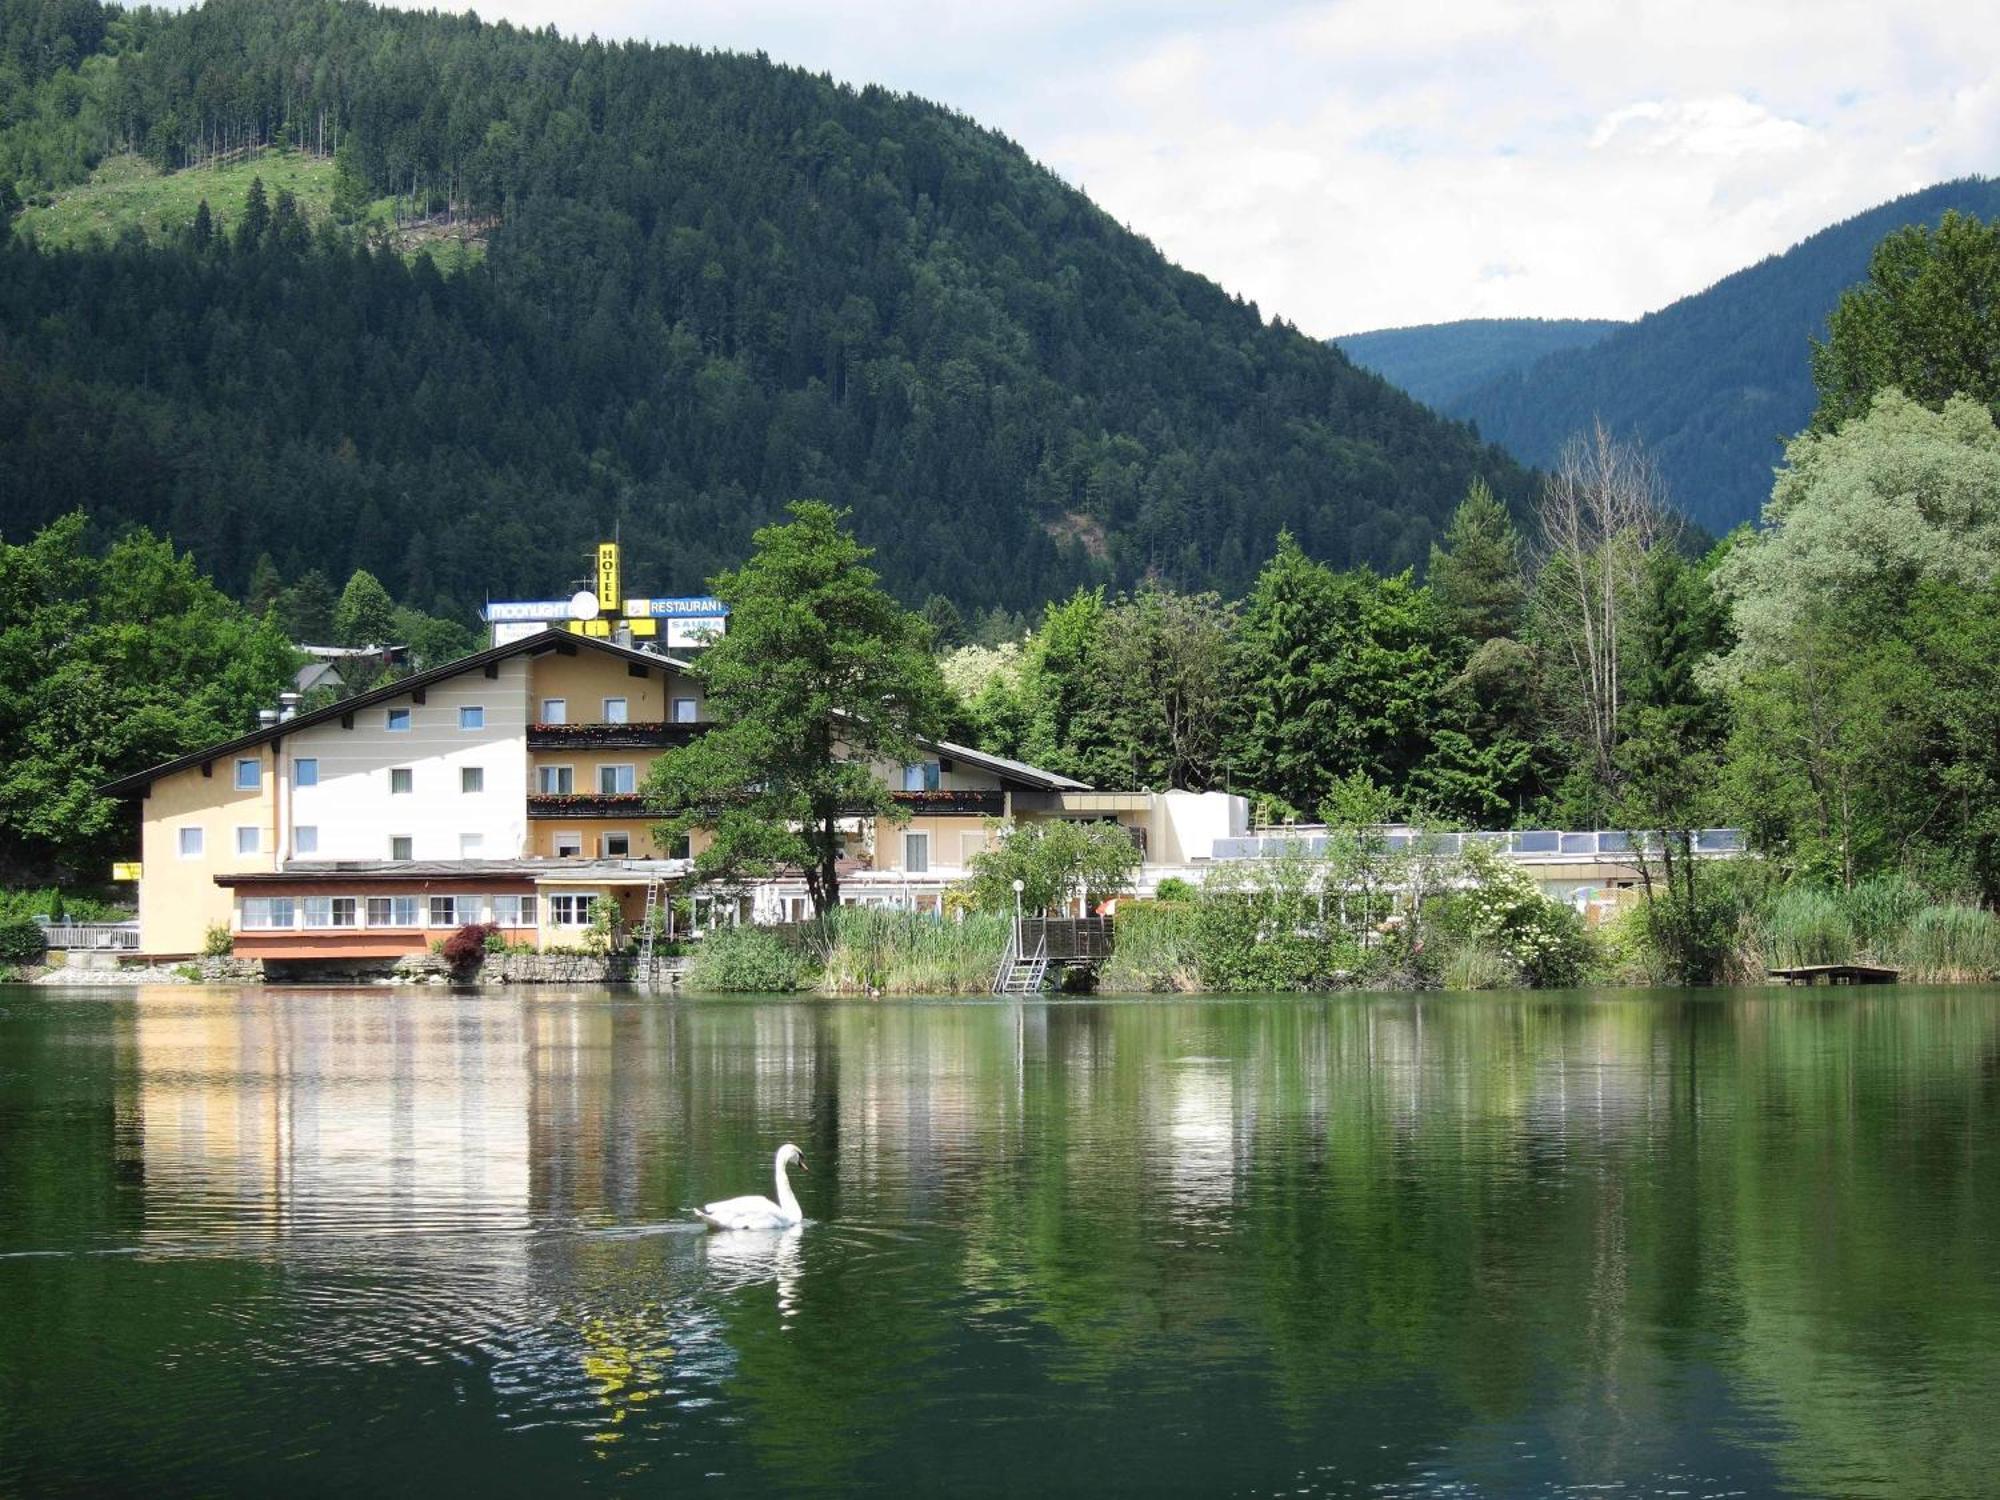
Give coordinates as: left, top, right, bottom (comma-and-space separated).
238, 893, 600, 930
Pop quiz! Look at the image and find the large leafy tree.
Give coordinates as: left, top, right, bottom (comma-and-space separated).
645, 502, 946, 916
0, 514, 296, 879
1812, 210, 2000, 433
1229, 533, 1446, 816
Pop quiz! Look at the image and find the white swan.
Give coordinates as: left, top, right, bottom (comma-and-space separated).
694, 1143, 808, 1231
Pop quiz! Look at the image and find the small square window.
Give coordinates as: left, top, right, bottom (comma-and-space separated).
459, 706, 484, 730
554, 833, 582, 857
428, 895, 459, 927
235, 758, 261, 790
602, 697, 628, 724
601, 831, 631, 857
673, 697, 698, 723
236, 826, 260, 856
540, 698, 566, 724
178, 827, 204, 859
386, 708, 411, 732
598, 764, 636, 794
539, 766, 573, 795
390, 836, 413, 861
295, 825, 319, 854
461, 766, 484, 794
390, 768, 413, 795
294, 758, 318, 787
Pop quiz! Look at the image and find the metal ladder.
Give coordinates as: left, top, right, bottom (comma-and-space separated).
636, 875, 662, 980
992, 934, 1049, 995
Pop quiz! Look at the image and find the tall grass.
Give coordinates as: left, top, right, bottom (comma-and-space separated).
684, 925, 808, 993
806, 909, 1009, 995
1840, 873, 1928, 956
1437, 936, 1519, 991
1763, 886, 1854, 969
1098, 902, 1201, 993
1890, 904, 2000, 982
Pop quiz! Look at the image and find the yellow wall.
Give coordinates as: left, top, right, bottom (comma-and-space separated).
527, 819, 678, 859
137, 746, 279, 954
871, 815, 994, 872
528, 652, 703, 722
527, 747, 665, 789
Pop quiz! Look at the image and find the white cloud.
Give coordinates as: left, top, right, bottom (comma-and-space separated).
396, 1, 2000, 333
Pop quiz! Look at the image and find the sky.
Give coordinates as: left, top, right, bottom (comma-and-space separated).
438, 1, 1996, 337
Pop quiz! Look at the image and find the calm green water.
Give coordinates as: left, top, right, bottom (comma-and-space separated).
2, 986, 1998, 1496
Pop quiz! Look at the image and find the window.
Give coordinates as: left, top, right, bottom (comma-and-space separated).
538, 766, 574, 795
598, 764, 636, 795
601, 831, 631, 857
390, 836, 413, 861
460, 834, 484, 858
390, 768, 413, 795
240, 897, 295, 930
293, 757, 318, 787
602, 697, 628, 724
236, 826, 260, 856
540, 698, 567, 724
235, 758, 261, 790
367, 895, 419, 928
554, 833, 583, 858
550, 893, 597, 926
459, 706, 485, 730
904, 831, 929, 874
670, 834, 691, 860
295, 825, 319, 855
386, 708, 411, 732
428, 895, 460, 927
493, 895, 538, 927
902, 762, 940, 792
461, 766, 484, 794
178, 827, 204, 859
673, 696, 698, 724
303, 897, 358, 929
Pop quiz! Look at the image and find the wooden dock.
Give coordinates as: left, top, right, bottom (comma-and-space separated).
1768, 963, 1900, 986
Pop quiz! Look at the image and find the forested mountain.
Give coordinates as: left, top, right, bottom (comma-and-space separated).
0, 0, 1528, 619
1335, 318, 1623, 410
1447, 178, 2000, 533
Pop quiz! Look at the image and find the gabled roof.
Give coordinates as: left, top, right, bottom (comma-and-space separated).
102, 629, 698, 796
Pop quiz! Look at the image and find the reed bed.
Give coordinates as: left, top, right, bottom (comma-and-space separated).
1762, 886, 1855, 969
1097, 902, 1202, 993
806, 909, 1010, 995
1889, 904, 2000, 982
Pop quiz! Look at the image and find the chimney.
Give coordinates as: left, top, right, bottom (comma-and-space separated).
278, 692, 301, 722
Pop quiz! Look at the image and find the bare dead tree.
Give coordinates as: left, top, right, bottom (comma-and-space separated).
1533, 419, 1669, 795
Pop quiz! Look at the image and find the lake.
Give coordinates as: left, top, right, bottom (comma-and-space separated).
2, 985, 1997, 1496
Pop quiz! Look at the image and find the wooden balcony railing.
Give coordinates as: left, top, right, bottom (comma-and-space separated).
528, 721, 705, 750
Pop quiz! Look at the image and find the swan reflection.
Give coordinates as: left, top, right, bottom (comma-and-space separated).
702, 1223, 805, 1322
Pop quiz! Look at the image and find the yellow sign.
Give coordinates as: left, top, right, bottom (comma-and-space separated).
628, 617, 657, 637
596, 542, 621, 613
111, 861, 142, 881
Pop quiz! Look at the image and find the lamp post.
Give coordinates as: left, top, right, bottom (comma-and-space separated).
1012, 878, 1025, 954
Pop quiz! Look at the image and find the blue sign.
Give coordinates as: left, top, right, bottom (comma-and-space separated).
624, 597, 729, 618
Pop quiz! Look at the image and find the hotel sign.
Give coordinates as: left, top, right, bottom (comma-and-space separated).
596, 543, 622, 612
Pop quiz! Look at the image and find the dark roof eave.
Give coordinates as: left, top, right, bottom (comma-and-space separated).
100, 630, 698, 797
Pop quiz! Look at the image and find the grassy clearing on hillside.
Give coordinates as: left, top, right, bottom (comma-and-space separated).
15, 150, 483, 267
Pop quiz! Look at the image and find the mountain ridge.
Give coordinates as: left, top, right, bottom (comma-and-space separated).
1335, 317, 1625, 410
0, 0, 1529, 617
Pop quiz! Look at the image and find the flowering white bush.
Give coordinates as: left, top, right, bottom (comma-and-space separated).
1459, 845, 1591, 987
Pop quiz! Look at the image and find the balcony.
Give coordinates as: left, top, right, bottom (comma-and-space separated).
890, 789, 1005, 816
527, 792, 652, 820
527, 721, 705, 750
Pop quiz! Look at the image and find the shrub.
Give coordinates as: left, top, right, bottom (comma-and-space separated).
0, 919, 47, 964
1192, 856, 1362, 991
202, 923, 234, 957
0, 888, 129, 924
1152, 877, 1196, 902
1438, 936, 1519, 991
1453, 845, 1592, 988
442, 922, 499, 970
686, 925, 808, 993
